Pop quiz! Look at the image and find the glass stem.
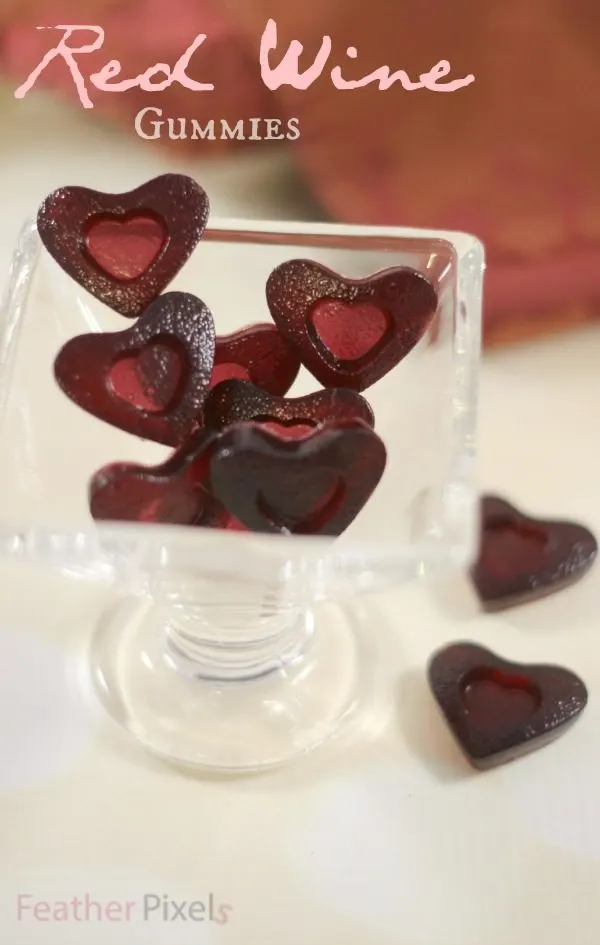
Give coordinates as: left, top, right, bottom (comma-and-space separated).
156, 575, 313, 682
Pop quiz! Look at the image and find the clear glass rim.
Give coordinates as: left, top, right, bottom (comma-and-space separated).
0, 217, 483, 586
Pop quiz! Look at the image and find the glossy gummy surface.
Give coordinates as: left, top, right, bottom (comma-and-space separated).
89, 428, 225, 526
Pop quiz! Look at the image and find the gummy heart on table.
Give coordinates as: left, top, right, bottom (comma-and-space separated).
204, 379, 374, 441
428, 642, 587, 770
37, 174, 209, 318
266, 259, 438, 391
209, 419, 386, 536
54, 291, 215, 446
90, 429, 226, 526
471, 495, 597, 611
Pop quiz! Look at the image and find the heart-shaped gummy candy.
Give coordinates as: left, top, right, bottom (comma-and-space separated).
37, 174, 209, 318
266, 259, 438, 391
472, 495, 597, 611
209, 419, 386, 535
54, 291, 215, 446
204, 379, 374, 439
428, 642, 587, 769
90, 429, 225, 526
211, 324, 300, 394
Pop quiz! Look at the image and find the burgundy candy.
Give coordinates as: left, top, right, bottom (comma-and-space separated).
209, 419, 386, 536
428, 642, 587, 770
54, 291, 215, 446
472, 495, 597, 611
266, 259, 438, 391
90, 429, 225, 526
133, 323, 300, 419
204, 379, 374, 439
37, 174, 209, 318
212, 324, 300, 394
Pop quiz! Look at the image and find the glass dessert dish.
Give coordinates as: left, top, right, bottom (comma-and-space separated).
0, 216, 483, 772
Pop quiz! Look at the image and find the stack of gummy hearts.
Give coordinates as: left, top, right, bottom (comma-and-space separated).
38, 173, 438, 536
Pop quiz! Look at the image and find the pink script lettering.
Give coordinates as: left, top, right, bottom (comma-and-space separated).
259, 18, 332, 91
14, 25, 105, 108
14, 26, 214, 108
13, 20, 474, 107
260, 18, 474, 92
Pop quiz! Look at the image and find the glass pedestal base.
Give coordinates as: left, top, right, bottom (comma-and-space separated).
88, 596, 371, 772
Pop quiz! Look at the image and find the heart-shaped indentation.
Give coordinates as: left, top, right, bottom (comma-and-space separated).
472, 495, 597, 611
212, 324, 300, 395
90, 429, 225, 526
85, 212, 167, 281
204, 379, 375, 440
428, 642, 587, 770
266, 259, 438, 391
311, 299, 389, 362
37, 174, 209, 318
257, 470, 344, 532
478, 513, 548, 579
108, 341, 183, 413
209, 419, 386, 536
54, 292, 215, 446
460, 667, 542, 731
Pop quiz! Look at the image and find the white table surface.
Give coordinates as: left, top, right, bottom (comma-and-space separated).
2, 86, 600, 945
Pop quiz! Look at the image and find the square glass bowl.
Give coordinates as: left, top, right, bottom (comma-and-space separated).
0, 217, 483, 772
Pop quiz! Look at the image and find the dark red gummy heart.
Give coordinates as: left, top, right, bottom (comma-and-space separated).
212, 324, 300, 394
472, 495, 597, 611
204, 379, 374, 441
37, 174, 209, 318
209, 419, 386, 536
266, 259, 438, 391
54, 291, 215, 446
90, 429, 225, 526
428, 642, 587, 770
